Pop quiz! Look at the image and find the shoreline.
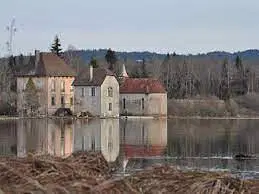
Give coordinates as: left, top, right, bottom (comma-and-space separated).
2, 115, 259, 120
167, 115, 259, 120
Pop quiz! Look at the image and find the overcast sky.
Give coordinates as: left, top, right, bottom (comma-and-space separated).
0, 0, 258, 55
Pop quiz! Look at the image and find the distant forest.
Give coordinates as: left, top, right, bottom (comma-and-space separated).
64, 48, 259, 99
63, 49, 259, 64
1, 47, 259, 115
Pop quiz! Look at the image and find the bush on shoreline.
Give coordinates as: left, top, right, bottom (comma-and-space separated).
167, 98, 239, 117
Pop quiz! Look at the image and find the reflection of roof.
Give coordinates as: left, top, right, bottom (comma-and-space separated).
120, 78, 166, 94
73, 67, 115, 86
122, 144, 165, 158
17, 52, 76, 77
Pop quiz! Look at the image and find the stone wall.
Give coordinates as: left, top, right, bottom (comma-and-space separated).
120, 93, 167, 116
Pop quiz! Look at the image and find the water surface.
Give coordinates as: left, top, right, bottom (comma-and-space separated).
1, 118, 259, 178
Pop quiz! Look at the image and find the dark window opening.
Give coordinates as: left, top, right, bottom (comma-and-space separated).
108, 87, 113, 97
61, 96, 65, 105
51, 96, 55, 106
142, 98, 144, 110
108, 103, 112, 111
123, 98, 126, 109
91, 87, 96, 96
70, 97, 73, 105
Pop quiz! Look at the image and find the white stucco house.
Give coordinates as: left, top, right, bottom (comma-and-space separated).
73, 66, 120, 118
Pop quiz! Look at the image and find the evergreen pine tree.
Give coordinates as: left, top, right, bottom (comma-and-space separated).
220, 58, 230, 100
24, 78, 40, 115
18, 54, 24, 66
105, 48, 117, 71
51, 35, 62, 56
89, 57, 98, 68
235, 55, 248, 95
141, 59, 149, 78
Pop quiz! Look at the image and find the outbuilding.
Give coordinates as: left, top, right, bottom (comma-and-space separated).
120, 78, 167, 116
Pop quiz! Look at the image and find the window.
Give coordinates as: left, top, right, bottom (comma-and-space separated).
91, 138, 95, 151
51, 80, 56, 91
91, 87, 96, 96
108, 87, 113, 97
61, 96, 65, 105
123, 98, 126, 109
70, 97, 73, 105
81, 88, 85, 97
51, 96, 55, 106
108, 103, 112, 111
108, 127, 113, 152
142, 98, 144, 110
36, 79, 42, 89
61, 80, 65, 92
23, 82, 27, 90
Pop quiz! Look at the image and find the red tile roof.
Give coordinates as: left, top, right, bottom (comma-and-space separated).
120, 78, 166, 94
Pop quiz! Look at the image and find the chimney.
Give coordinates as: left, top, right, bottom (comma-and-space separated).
90, 65, 93, 81
35, 50, 40, 69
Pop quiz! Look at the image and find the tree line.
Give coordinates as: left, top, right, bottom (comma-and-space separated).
0, 34, 258, 115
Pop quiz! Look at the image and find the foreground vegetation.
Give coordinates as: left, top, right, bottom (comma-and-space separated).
0, 152, 259, 193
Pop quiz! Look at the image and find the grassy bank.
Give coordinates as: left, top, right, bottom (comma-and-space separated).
0, 115, 19, 120
168, 94, 259, 118
0, 152, 258, 193
168, 98, 238, 117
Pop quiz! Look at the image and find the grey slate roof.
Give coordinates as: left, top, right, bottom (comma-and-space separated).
72, 67, 115, 86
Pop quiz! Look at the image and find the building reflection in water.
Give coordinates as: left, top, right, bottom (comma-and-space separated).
0, 118, 167, 165
17, 119, 74, 157
0, 119, 120, 162
4, 118, 259, 177
119, 118, 168, 170
120, 118, 167, 158
74, 119, 120, 162
0, 121, 17, 156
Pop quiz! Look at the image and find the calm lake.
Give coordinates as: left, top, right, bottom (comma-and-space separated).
1, 118, 259, 178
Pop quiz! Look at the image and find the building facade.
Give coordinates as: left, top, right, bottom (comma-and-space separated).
119, 78, 167, 116
74, 119, 120, 162
16, 51, 76, 116
73, 66, 120, 118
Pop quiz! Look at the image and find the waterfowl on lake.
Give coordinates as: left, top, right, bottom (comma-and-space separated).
234, 154, 255, 160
